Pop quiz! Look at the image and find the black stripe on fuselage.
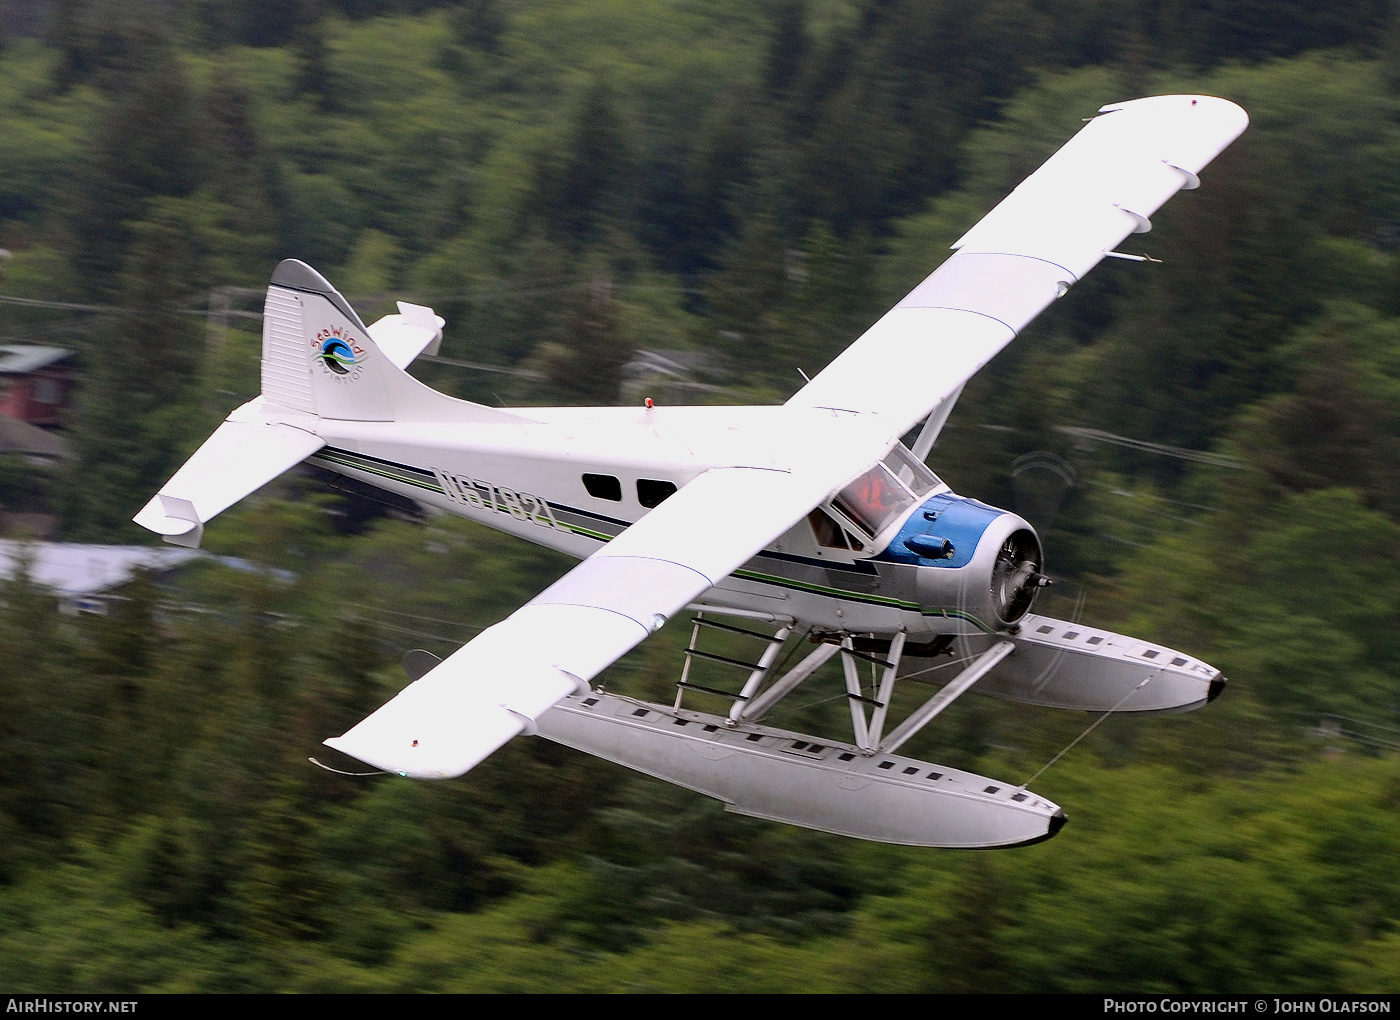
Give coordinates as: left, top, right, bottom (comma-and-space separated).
314, 446, 892, 591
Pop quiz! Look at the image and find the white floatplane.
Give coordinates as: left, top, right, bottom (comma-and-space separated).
137, 95, 1248, 848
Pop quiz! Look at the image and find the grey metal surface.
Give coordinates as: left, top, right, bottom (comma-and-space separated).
536, 692, 1063, 848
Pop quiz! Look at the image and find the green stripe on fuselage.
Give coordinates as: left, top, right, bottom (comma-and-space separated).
311, 448, 988, 628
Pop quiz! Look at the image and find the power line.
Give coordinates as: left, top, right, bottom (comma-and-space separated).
1058, 425, 1250, 470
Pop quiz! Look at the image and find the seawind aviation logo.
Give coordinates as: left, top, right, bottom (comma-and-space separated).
314, 325, 367, 379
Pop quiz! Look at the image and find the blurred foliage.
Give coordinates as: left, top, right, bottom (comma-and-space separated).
0, 0, 1398, 993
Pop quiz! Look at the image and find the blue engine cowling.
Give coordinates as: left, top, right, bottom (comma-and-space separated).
880, 493, 1046, 633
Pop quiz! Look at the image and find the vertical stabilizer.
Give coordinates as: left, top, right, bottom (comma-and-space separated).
261, 259, 394, 420
258, 259, 525, 424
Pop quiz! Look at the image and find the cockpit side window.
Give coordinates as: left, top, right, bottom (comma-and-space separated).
882, 444, 942, 497
833, 464, 915, 538
807, 508, 866, 553
808, 509, 848, 549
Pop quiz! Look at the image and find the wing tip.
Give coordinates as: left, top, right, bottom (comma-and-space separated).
1098, 93, 1249, 132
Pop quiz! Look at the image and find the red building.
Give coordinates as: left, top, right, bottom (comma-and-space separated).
0, 345, 74, 426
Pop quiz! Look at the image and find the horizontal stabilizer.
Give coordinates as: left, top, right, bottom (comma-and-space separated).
133, 410, 324, 546
366, 301, 444, 370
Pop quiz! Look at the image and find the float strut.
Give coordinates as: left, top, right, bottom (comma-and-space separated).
879, 641, 1014, 754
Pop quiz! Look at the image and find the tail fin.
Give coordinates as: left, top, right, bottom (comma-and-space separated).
261, 259, 508, 423
135, 260, 517, 545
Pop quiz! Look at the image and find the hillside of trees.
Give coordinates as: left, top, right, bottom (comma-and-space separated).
1, 0, 1398, 992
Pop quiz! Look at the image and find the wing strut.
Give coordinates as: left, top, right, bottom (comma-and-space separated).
909, 384, 964, 463
673, 617, 1016, 756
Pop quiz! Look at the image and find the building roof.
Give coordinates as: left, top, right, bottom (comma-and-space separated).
0, 414, 70, 459
0, 345, 73, 375
0, 540, 204, 598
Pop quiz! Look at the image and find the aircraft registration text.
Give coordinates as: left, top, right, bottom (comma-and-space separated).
431, 467, 567, 533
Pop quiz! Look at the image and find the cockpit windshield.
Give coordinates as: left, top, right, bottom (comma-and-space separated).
828, 446, 945, 541
833, 463, 915, 538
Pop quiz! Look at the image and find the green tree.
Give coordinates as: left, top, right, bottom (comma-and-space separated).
0, 554, 72, 851
762, 0, 810, 103
61, 217, 204, 540
526, 80, 628, 248
68, 40, 200, 294
449, 0, 506, 52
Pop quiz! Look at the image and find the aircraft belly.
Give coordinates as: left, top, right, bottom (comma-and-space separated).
536, 693, 1065, 849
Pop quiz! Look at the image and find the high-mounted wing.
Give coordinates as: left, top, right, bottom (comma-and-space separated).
789, 95, 1249, 445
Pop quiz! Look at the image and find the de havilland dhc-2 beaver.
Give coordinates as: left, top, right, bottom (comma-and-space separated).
137, 95, 1248, 848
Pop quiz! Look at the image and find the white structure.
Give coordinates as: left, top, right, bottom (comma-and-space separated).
0, 540, 203, 613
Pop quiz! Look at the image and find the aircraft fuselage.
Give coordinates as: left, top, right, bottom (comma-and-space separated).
305, 403, 1038, 638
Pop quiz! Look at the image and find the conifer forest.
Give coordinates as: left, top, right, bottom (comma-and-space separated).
1, 0, 1399, 993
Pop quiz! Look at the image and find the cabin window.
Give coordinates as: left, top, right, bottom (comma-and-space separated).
808, 509, 866, 553
833, 464, 916, 537
637, 478, 677, 508
808, 509, 848, 549
582, 473, 622, 501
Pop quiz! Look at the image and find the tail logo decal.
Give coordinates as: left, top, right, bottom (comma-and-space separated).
314, 325, 367, 378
